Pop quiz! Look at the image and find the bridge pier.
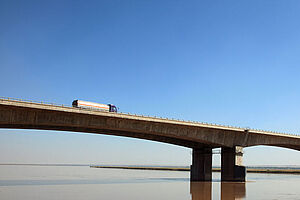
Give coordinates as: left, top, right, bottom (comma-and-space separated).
190, 147, 212, 181
221, 146, 246, 182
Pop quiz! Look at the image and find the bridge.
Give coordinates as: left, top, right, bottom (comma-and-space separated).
1, 97, 300, 182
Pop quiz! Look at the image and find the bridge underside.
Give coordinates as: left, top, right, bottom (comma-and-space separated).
0, 124, 212, 149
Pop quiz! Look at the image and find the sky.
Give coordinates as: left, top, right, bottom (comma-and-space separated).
0, 0, 300, 166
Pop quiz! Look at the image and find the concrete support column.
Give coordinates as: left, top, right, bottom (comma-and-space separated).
221, 146, 246, 182
190, 147, 212, 182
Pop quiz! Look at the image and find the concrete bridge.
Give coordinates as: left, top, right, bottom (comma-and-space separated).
1, 98, 300, 182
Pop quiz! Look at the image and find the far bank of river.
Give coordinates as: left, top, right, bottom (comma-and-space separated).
91, 165, 300, 174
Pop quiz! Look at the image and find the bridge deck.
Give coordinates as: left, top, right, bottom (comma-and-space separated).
0, 97, 298, 139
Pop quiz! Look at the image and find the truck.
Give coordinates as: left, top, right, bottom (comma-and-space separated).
72, 100, 118, 112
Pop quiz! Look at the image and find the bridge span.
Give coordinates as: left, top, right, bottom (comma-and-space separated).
1, 97, 300, 182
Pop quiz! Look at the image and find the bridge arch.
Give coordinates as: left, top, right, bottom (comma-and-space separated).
0, 124, 207, 149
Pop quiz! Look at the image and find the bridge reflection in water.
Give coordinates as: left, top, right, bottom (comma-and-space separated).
190, 182, 246, 200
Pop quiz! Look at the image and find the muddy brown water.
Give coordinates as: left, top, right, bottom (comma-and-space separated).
0, 165, 299, 200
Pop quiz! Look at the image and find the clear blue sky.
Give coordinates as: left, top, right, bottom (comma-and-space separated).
1, 0, 300, 166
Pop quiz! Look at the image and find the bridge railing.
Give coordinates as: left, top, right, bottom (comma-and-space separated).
0, 97, 69, 108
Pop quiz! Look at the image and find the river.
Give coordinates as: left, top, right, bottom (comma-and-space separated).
0, 165, 300, 199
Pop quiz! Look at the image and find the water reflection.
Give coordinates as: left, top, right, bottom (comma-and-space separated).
190, 182, 246, 200
190, 182, 212, 200
221, 182, 246, 200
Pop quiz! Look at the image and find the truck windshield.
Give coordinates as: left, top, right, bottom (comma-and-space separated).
111, 105, 117, 112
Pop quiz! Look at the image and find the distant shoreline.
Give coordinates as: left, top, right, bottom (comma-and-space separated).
0, 164, 90, 167
1, 164, 300, 174
91, 165, 300, 174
